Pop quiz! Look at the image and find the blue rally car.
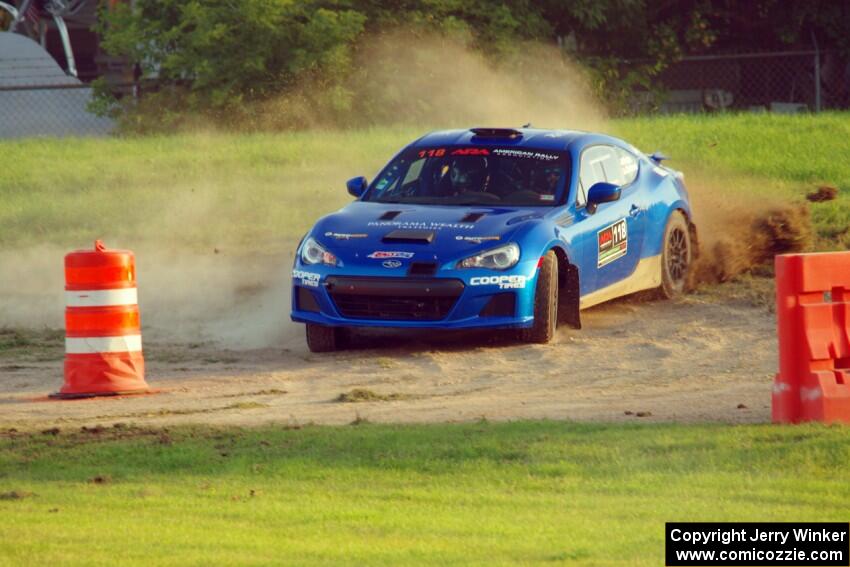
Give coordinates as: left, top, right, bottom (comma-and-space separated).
291, 127, 697, 352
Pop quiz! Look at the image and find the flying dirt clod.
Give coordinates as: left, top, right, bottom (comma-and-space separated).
690, 202, 811, 285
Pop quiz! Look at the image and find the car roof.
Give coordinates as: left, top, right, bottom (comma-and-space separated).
411, 128, 627, 153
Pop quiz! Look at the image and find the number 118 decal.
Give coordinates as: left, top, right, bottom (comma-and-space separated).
597, 218, 628, 268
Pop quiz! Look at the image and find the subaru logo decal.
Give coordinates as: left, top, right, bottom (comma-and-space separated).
382, 260, 403, 268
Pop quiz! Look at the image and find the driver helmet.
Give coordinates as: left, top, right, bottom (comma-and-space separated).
541, 166, 561, 193
449, 157, 487, 193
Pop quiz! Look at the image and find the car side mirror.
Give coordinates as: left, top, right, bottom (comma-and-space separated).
586, 182, 621, 214
347, 176, 368, 198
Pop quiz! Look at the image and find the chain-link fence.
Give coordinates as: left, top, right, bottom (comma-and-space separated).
630, 50, 849, 114
1, 33, 116, 138
0, 82, 115, 138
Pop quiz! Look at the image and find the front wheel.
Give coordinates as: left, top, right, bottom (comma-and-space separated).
305, 323, 347, 353
657, 211, 692, 299
520, 251, 558, 344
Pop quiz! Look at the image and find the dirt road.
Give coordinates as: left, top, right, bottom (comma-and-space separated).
0, 282, 776, 430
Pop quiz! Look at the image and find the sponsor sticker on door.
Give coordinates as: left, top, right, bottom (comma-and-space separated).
597, 218, 628, 268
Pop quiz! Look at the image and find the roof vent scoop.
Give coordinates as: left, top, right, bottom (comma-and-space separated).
470, 128, 523, 139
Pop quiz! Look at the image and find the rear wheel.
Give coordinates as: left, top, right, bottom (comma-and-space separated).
657, 211, 692, 299
305, 323, 346, 353
520, 251, 558, 344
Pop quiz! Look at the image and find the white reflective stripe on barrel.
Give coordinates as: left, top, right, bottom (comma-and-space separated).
65, 335, 143, 354
65, 288, 138, 307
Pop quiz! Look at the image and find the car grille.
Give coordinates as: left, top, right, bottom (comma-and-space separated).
326, 276, 464, 321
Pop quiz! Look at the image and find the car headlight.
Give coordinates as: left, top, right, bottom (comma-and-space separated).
457, 243, 520, 270
300, 236, 337, 266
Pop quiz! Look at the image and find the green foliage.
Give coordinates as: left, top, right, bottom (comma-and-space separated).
85, 77, 119, 118
94, 0, 850, 125
92, 0, 649, 125
583, 57, 665, 116
98, 0, 366, 110
695, 0, 850, 56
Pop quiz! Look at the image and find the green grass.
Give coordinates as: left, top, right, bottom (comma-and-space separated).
1, 421, 849, 566
615, 112, 850, 192
614, 112, 850, 243
2, 113, 849, 250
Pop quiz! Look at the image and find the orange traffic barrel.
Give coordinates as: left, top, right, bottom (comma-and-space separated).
53, 240, 149, 398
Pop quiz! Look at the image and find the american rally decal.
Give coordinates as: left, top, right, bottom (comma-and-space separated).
597, 219, 628, 268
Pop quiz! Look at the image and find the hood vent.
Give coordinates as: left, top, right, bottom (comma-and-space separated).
382, 229, 435, 244
460, 212, 485, 223
379, 210, 402, 220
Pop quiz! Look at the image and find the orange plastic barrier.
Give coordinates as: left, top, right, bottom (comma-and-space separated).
53, 240, 149, 398
774, 252, 850, 423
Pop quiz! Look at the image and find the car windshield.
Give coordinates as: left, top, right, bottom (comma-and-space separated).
364, 147, 570, 206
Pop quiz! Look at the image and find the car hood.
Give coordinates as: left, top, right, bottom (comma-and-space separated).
311, 202, 547, 254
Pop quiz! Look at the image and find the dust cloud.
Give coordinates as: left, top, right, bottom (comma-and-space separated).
0, 246, 66, 330
347, 32, 606, 130
133, 248, 302, 349
0, 245, 302, 349
252, 32, 606, 132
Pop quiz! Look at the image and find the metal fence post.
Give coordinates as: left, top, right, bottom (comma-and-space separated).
812, 31, 822, 113
814, 49, 822, 112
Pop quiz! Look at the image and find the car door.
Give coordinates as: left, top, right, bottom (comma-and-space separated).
574, 144, 647, 293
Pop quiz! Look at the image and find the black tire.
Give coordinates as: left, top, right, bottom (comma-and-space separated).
520, 251, 558, 344
657, 211, 692, 299
305, 323, 345, 353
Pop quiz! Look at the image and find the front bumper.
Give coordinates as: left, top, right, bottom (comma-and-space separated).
290, 263, 538, 329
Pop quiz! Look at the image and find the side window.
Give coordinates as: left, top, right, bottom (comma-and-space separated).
599, 148, 624, 185
375, 157, 422, 198
402, 158, 425, 185
615, 147, 639, 185
578, 145, 618, 206
373, 161, 404, 197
